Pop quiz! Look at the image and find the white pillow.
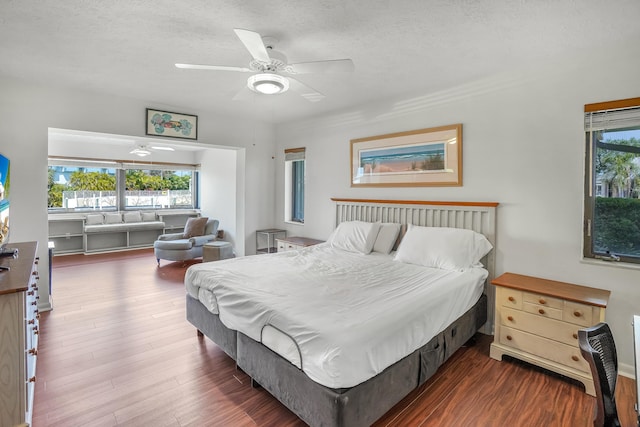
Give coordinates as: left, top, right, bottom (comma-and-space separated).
141, 212, 156, 222
372, 223, 401, 254
328, 221, 381, 254
394, 225, 492, 270
123, 211, 142, 223
85, 214, 104, 225
104, 213, 123, 224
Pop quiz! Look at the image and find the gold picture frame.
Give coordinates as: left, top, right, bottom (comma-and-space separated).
350, 123, 462, 187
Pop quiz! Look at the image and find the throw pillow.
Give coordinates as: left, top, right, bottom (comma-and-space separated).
141, 212, 156, 222
104, 213, 123, 224
123, 211, 142, 223
183, 217, 208, 238
85, 214, 104, 225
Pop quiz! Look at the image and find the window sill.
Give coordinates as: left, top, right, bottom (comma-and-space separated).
580, 257, 640, 271
284, 220, 304, 226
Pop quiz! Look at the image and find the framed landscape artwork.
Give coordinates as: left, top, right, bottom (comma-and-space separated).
146, 108, 198, 140
350, 123, 462, 187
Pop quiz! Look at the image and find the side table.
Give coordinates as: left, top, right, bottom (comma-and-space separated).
203, 241, 234, 262
256, 229, 286, 254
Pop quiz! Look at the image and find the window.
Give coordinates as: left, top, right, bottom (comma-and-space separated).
48, 164, 117, 210
584, 97, 640, 263
48, 158, 199, 212
124, 168, 195, 209
284, 148, 305, 224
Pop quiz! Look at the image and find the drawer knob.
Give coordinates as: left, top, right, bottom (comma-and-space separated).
31, 301, 37, 306
573, 310, 582, 318
506, 335, 513, 341
508, 296, 515, 302
507, 316, 514, 322
28, 376, 36, 383
538, 298, 546, 304
538, 309, 545, 315
573, 333, 578, 339
28, 319, 35, 325
28, 348, 38, 356
572, 355, 579, 362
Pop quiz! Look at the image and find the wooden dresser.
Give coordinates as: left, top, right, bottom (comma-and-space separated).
490, 272, 610, 396
0, 242, 40, 427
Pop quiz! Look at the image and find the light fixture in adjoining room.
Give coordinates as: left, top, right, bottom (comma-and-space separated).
130, 146, 151, 157
150, 146, 175, 152
129, 144, 175, 157
247, 73, 289, 95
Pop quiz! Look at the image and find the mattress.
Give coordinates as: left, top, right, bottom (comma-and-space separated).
185, 243, 486, 389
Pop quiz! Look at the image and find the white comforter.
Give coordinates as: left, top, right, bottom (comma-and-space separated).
185, 243, 486, 388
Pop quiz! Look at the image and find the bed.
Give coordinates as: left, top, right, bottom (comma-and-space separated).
185, 199, 498, 426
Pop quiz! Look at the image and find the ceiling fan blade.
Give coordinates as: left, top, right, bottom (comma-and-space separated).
233, 28, 271, 63
288, 59, 354, 74
232, 86, 256, 101
175, 63, 252, 72
288, 77, 325, 102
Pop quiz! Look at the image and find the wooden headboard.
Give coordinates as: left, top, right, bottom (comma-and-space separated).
332, 198, 499, 333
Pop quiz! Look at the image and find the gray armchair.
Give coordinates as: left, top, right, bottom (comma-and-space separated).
154, 218, 219, 266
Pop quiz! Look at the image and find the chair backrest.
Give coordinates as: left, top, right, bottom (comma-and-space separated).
204, 219, 219, 236
578, 322, 620, 427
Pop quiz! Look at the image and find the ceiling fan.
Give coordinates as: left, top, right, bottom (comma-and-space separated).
130, 144, 175, 157
175, 28, 354, 102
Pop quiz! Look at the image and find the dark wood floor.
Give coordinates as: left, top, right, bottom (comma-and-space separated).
32, 249, 637, 426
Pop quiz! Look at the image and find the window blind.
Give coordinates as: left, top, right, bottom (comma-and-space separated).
48, 157, 199, 171
284, 147, 305, 161
585, 98, 640, 131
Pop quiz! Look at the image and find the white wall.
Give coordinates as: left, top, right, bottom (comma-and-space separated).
200, 147, 244, 255
0, 75, 277, 310
275, 43, 640, 375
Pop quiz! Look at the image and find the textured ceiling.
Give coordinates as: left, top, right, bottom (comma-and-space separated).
1, 0, 639, 124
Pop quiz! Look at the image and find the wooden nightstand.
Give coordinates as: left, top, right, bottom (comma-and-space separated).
276, 236, 324, 252
490, 272, 610, 396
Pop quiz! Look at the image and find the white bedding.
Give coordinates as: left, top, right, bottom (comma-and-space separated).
185, 243, 487, 389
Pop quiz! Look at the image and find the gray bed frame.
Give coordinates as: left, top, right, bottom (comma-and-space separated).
186, 199, 498, 426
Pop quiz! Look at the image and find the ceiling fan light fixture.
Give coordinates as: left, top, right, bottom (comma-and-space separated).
247, 73, 289, 95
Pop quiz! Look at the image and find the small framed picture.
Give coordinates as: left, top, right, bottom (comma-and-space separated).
146, 108, 198, 140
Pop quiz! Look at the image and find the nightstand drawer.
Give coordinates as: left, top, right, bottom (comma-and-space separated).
563, 301, 593, 326
523, 292, 563, 310
499, 326, 589, 373
522, 301, 563, 320
498, 288, 523, 310
500, 307, 580, 347
276, 237, 324, 253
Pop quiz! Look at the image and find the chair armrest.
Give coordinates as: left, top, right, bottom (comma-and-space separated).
190, 234, 217, 247
157, 232, 185, 241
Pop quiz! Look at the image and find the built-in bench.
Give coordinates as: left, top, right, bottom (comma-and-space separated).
48, 210, 200, 254
83, 211, 167, 253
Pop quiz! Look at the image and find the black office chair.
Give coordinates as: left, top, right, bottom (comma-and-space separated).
578, 322, 621, 427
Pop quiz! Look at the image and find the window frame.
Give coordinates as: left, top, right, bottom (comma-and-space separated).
584, 97, 640, 264
48, 157, 200, 213
284, 148, 306, 224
